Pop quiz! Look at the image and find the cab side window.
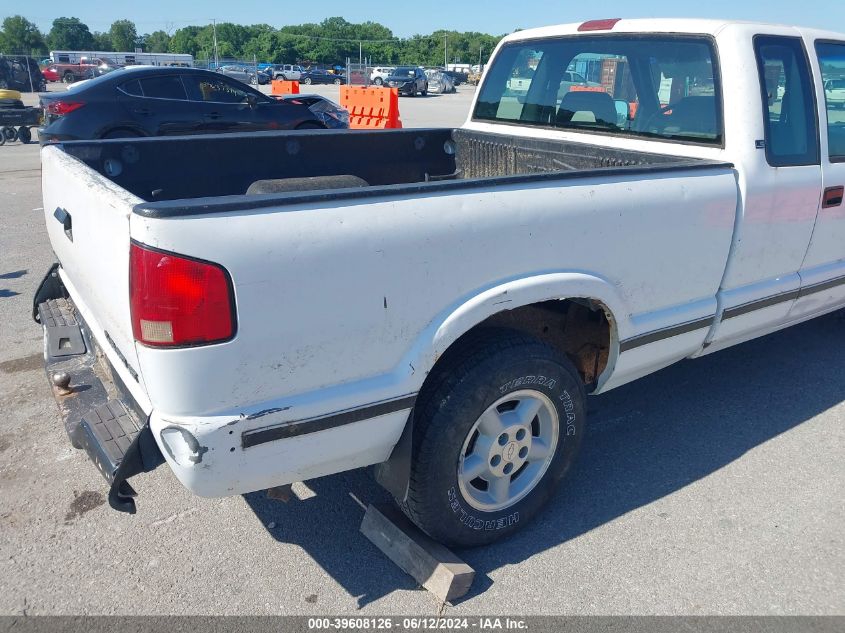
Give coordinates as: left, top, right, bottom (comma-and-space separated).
754, 36, 819, 166
815, 41, 845, 161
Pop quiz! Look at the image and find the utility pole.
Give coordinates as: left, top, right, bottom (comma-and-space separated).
479, 45, 483, 68
359, 41, 362, 66
444, 34, 447, 69
211, 19, 219, 69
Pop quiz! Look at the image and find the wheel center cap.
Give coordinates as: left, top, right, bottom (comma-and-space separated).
504, 441, 519, 462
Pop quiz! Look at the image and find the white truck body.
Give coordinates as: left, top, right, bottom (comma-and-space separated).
36, 19, 845, 539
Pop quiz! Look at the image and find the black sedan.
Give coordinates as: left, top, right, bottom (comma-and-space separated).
39, 66, 339, 142
299, 69, 345, 85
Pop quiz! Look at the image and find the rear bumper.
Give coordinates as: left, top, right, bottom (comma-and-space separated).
34, 265, 165, 513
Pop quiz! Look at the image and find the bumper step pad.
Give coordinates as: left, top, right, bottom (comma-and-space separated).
35, 278, 165, 515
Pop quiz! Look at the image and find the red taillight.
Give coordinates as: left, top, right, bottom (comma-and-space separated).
46, 100, 86, 116
130, 242, 235, 347
578, 18, 621, 31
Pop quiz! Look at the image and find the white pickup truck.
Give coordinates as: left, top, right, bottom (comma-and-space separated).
35, 19, 845, 548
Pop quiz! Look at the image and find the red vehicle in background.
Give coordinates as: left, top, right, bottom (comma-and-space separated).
41, 66, 60, 82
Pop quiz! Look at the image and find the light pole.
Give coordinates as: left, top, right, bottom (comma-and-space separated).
444, 34, 448, 69
211, 19, 219, 69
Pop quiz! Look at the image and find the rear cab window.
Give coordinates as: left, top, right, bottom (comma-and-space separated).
473, 34, 723, 146
753, 36, 819, 166
815, 41, 845, 161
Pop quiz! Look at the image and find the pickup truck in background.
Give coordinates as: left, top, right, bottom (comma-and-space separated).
46, 57, 117, 83
35, 19, 845, 548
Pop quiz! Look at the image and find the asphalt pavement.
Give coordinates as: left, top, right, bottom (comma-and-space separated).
0, 83, 842, 616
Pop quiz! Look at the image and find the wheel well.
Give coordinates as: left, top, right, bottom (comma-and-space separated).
453, 299, 612, 387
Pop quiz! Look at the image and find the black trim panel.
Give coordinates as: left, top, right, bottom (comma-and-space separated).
619, 316, 714, 352
797, 274, 845, 299
242, 394, 417, 449
721, 289, 800, 321
133, 160, 734, 219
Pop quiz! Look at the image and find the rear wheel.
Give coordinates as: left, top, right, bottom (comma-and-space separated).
295, 122, 323, 130
401, 329, 586, 547
17, 126, 32, 144
302, 77, 312, 85
62, 73, 75, 84
2, 126, 17, 142
374, 77, 383, 86
333, 78, 342, 85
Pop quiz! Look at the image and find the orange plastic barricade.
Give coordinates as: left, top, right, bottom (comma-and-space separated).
271, 80, 300, 96
339, 86, 402, 129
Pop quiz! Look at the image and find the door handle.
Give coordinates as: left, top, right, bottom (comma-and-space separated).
53, 207, 72, 242
205, 112, 223, 119
133, 108, 152, 116
823, 186, 844, 209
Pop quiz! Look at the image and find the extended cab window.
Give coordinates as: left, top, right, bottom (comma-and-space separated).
815, 41, 845, 161
473, 35, 723, 145
754, 36, 819, 166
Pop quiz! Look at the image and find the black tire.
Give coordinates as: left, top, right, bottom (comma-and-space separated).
374, 77, 383, 86
250, 75, 258, 85
295, 122, 323, 130
17, 126, 32, 144
333, 78, 342, 85
0, 132, 5, 146
302, 77, 312, 85
62, 73, 75, 84
2, 126, 17, 142
402, 329, 586, 547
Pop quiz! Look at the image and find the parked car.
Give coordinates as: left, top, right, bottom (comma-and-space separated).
276, 93, 350, 128
370, 66, 395, 86
217, 65, 270, 86
41, 65, 60, 82
825, 78, 845, 108
424, 69, 455, 94
300, 69, 345, 85
38, 66, 332, 142
387, 66, 428, 96
34, 19, 845, 550
266, 64, 303, 81
443, 70, 469, 86
0, 55, 46, 92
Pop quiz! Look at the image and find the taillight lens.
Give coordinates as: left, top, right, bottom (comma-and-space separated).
46, 100, 86, 116
130, 242, 235, 347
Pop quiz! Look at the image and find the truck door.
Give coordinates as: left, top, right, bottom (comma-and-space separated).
707, 35, 822, 350
790, 39, 845, 319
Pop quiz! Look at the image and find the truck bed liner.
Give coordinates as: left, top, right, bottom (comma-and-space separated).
55, 128, 730, 217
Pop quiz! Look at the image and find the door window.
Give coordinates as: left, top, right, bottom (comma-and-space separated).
815, 41, 845, 161
187, 76, 250, 103
139, 75, 188, 100
754, 36, 819, 166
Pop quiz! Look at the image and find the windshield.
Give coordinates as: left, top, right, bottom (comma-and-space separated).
474, 35, 723, 146
393, 68, 415, 77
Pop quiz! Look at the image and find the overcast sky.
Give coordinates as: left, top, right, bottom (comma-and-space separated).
14, 0, 845, 37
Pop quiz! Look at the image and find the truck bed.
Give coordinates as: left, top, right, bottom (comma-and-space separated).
56, 128, 710, 209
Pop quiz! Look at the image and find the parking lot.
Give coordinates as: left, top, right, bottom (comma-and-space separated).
0, 81, 843, 616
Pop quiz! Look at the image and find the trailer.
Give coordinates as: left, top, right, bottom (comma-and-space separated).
49, 51, 193, 67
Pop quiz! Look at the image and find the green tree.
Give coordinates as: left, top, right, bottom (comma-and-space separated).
47, 17, 94, 50
169, 26, 202, 57
109, 19, 137, 52
91, 31, 113, 52
0, 15, 47, 55
144, 30, 171, 53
